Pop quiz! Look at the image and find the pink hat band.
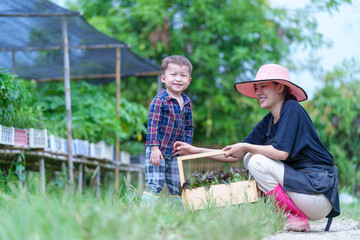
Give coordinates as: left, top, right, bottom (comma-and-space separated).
234, 64, 307, 102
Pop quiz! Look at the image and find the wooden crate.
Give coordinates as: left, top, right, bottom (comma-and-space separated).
28, 128, 47, 149
47, 135, 68, 154
14, 128, 27, 147
103, 143, 114, 162
0, 125, 15, 145
90, 141, 113, 161
112, 151, 131, 165
120, 151, 131, 165
73, 139, 89, 157
90, 142, 102, 159
177, 150, 259, 210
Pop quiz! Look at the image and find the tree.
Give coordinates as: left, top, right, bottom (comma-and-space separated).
306, 58, 360, 194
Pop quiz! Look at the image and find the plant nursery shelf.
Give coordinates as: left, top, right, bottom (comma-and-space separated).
0, 148, 144, 194
0, 148, 143, 172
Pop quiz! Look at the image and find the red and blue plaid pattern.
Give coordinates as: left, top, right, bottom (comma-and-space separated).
146, 89, 193, 156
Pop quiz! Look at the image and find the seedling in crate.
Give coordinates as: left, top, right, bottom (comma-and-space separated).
177, 151, 259, 210
180, 167, 249, 191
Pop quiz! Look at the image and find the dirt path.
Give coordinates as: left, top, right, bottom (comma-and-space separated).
263, 218, 360, 240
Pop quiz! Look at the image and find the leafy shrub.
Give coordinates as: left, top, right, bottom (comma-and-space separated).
29, 81, 147, 150
0, 69, 44, 128
306, 60, 360, 194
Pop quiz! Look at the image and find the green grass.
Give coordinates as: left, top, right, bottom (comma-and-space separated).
340, 200, 360, 226
0, 178, 283, 240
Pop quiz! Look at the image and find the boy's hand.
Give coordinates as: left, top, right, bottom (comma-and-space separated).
150, 147, 163, 166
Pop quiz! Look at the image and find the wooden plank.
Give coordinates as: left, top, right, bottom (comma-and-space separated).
11, 51, 16, 74
0, 149, 145, 172
36, 71, 161, 83
17, 155, 22, 188
138, 171, 143, 192
177, 150, 227, 161
0, 13, 81, 17
177, 156, 185, 186
177, 150, 227, 186
96, 166, 101, 198
61, 16, 74, 187
39, 157, 45, 193
78, 164, 83, 193
115, 47, 121, 191
0, 44, 128, 52
126, 171, 131, 190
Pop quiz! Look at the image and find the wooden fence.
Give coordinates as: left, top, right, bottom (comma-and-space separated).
0, 148, 144, 195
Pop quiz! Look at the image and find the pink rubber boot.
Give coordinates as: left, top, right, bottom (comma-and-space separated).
266, 184, 311, 232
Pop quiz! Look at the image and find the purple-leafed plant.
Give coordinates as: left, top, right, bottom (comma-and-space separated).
180, 167, 249, 191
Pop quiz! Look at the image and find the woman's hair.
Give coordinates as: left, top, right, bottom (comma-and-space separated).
161, 55, 193, 75
274, 82, 298, 101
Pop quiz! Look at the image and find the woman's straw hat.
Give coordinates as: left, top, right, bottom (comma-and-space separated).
234, 64, 308, 102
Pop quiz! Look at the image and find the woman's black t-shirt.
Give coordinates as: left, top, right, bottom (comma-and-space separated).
243, 100, 333, 165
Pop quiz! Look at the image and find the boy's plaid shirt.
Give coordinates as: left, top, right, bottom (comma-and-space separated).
146, 90, 193, 156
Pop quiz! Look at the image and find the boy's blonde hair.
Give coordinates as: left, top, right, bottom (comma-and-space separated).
161, 55, 193, 75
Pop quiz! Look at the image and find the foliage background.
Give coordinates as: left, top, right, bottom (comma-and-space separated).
60, 0, 359, 194
1, 0, 358, 194
306, 59, 360, 194
0, 70, 44, 129
29, 81, 148, 146
67, 0, 327, 146
0, 71, 148, 153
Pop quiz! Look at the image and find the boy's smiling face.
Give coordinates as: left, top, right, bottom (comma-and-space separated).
161, 63, 191, 97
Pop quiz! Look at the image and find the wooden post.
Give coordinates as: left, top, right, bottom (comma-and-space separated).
104, 171, 109, 186
61, 16, 74, 188
11, 51, 16, 75
61, 162, 66, 175
138, 171, 143, 193
126, 171, 131, 190
17, 155, 22, 188
114, 47, 121, 191
39, 157, 45, 193
96, 166, 101, 198
78, 164, 83, 193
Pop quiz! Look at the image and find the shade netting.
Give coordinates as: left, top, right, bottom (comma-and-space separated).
0, 0, 160, 81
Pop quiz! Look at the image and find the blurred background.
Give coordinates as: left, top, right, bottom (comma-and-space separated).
1, 0, 359, 195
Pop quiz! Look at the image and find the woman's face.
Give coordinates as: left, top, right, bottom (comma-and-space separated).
254, 82, 284, 110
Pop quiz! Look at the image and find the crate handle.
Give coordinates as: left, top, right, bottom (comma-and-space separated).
177, 150, 227, 186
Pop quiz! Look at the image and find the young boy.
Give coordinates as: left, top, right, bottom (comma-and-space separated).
142, 55, 194, 204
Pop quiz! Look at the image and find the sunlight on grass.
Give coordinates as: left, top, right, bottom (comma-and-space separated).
0, 180, 283, 240
341, 200, 360, 226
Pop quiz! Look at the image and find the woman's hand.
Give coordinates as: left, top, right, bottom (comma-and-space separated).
223, 143, 247, 160
172, 141, 198, 156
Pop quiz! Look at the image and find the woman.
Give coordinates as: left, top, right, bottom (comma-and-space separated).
173, 64, 339, 232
